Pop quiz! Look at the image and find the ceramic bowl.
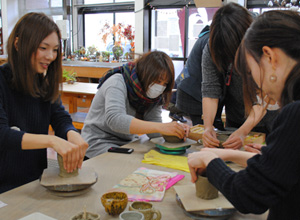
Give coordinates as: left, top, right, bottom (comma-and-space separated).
101, 191, 128, 216
162, 135, 183, 143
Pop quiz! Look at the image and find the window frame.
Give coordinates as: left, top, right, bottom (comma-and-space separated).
75, 2, 134, 49
147, 4, 199, 65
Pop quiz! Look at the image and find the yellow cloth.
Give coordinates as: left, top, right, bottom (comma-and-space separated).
142, 150, 190, 173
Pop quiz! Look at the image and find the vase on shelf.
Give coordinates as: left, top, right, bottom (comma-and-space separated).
112, 45, 124, 61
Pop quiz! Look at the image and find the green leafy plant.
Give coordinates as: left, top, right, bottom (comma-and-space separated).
63, 69, 77, 83
101, 51, 111, 62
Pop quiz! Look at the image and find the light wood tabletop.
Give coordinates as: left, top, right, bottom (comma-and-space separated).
0, 137, 268, 220
61, 82, 98, 113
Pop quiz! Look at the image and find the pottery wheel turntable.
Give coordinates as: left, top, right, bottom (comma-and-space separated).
150, 137, 197, 155
40, 167, 97, 196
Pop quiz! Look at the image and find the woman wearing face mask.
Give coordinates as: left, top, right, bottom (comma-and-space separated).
0, 13, 88, 193
81, 51, 189, 158
188, 10, 300, 219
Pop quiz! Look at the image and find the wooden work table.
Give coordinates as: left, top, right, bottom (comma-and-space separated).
0, 136, 268, 220
61, 82, 98, 113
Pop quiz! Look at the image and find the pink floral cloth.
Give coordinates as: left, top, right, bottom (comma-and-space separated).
113, 167, 184, 201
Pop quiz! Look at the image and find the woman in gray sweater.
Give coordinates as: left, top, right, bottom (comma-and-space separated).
82, 51, 189, 158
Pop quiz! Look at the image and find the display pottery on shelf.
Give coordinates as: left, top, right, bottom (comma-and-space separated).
112, 45, 124, 61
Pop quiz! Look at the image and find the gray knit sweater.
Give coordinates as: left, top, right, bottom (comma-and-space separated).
201, 44, 277, 132
81, 74, 162, 158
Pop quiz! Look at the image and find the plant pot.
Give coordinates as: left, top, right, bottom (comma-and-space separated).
112, 46, 124, 61
67, 80, 75, 84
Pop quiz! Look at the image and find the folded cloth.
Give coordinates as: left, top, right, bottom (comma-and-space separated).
113, 167, 181, 202
142, 150, 190, 172
166, 174, 185, 190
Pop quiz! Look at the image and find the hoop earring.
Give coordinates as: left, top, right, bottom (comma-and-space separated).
269, 74, 277, 83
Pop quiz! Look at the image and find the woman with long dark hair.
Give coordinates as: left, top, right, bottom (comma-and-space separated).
188, 10, 300, 219
0, 13, 88, 193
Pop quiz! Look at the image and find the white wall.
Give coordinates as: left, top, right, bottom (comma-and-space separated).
1, 0, 19, 54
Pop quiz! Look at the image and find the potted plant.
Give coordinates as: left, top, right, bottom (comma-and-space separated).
101, 51, 110, 62
63, 69, 77, 84
112, 42, 124, 61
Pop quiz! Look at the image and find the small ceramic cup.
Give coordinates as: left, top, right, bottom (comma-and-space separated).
119, 211, 144, 220
129, 201, 161, 220
101, 191, 128, 216
195, 174, 218, 200
57, 154, 78, 178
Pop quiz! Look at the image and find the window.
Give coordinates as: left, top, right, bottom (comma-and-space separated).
19, 0, 64, 19
150, 6, 218, 79
78, 2, 135, 58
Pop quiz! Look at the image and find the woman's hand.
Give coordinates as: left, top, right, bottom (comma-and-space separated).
244, 143, 263, 154
67, 130, 89, 168
222, 131, 244, 149
188, 151, 218, 183
158, 121, 190, 140
202, 127, 219, 148
49, 131, 88, 173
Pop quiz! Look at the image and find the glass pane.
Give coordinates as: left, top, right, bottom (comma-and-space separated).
187, 7, 218, 56
172, 60, 184, 80
51, 0, 62, 7
115, 12, 135, 56
84, 13, 113, 52
52, 15, 63, 23
26, 0, 49, 9
83, 0, 113, 4
151, 8, 184, 58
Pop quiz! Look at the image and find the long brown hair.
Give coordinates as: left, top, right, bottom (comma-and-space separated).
210, 2, 253, 73
135, 51, 175, 105
7, 12, 62, 103
235, 10, 300, 114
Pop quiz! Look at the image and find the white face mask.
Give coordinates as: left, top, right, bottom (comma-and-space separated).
146, 83, 166, 99
256, 95, 280, 111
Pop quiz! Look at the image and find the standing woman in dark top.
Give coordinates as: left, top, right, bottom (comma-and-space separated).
0, 12, 88, 193
188, 10, 300, 219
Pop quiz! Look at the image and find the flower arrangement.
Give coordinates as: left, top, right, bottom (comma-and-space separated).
100, 23, 135, 49
100, 22, 124, 46
122, 25, 135, 53
122, 25, 135, 42
99, 23, 135, 60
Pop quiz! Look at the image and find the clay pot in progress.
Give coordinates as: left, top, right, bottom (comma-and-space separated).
195, 174, 218, 200
162, 135, 183, 143
57, 154, 79, 178
217, 134, 229, 148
